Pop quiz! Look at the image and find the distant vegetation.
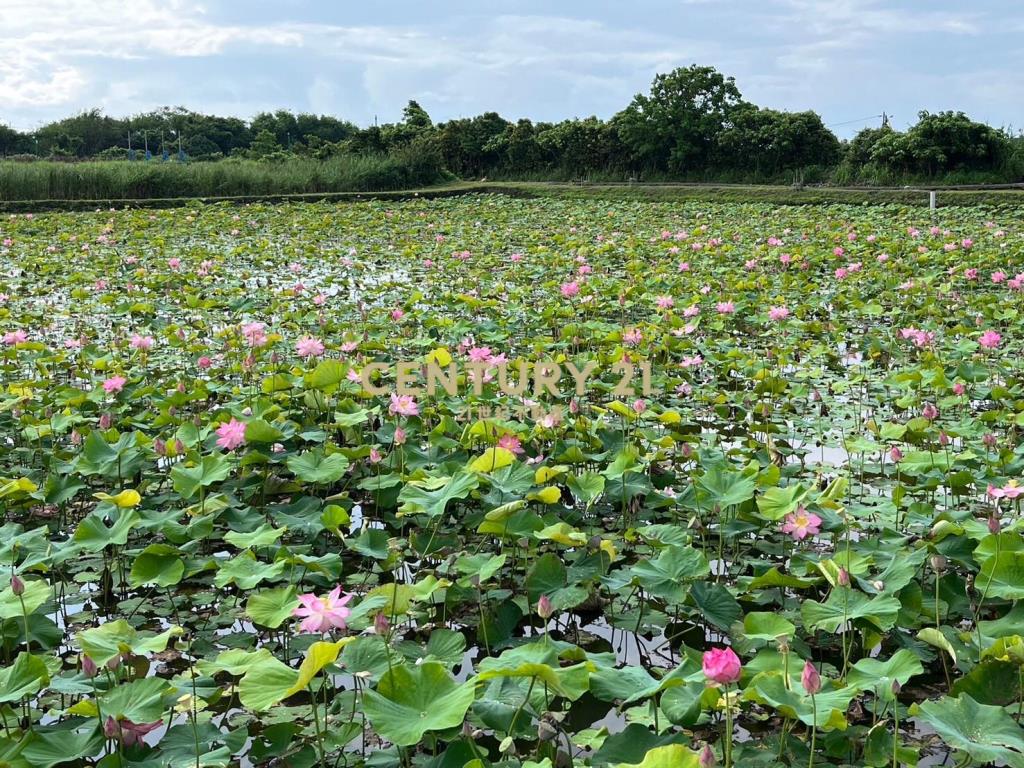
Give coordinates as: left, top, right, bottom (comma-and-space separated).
1, 65, 1021, 200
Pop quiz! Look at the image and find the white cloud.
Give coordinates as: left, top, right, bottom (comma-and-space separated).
0, 0, 1019, 136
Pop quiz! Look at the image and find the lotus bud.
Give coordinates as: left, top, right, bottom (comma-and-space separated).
837, 567, 851, 587
70, 430, 82, 446
82, 654, 98, 678
801, 660, 821, 694
154, 439, 167, 456
99, 413, 112, 430
930, 554, 946, 572
889, 446, 903, 462
537, 594, 553, 620
103, 716, 119, 740
891, 679, 901, 696
983, 433, 997, 448
174, 439, 185, 455
699, 744, 717, 768
106, 654, 121, 672
374, 612, 390, 636
872, 580, 885, 591
939, 431, 950, 446
989, 515, 1001, 534
10, 574, 24, 596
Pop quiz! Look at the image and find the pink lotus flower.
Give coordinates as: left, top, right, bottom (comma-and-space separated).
801, 661, 821, 694
391, 308, 405, 321
890, 446, 903, 462
989, 483, 1024, 500
393, 426, 407, 445
105, 717, 161, 747
215, 418, 247, 451
953, 382, 965, 396
468, 346, 493, 362
197, 356, 212, 369
655, 295, 674, 310
536, 594, 553, 619
781, 507, 821, 540
678, 262, 690, 272
632, 399, 647, 414
295, 337, 325, 358
560, 281, 580, 298
389, 393, 419, 417
167, 258, 181, 270
702, 647, 742, 685
241, 322, 268, 348
292, 586, 354, 633
498, 433, 524, 454
979, 330, 1002, 349
102, 376, 127, 394
130, 334, 154, 351
768, 306, 789, 322
623, 328, 643, 346
921, 402, 938, 421
2, 329, 27, 345
716, 301, 735, 314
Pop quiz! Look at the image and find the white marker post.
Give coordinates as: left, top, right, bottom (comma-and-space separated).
929, 190, 936, 210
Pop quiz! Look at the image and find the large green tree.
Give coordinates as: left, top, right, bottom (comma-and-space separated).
614, 65, 743, 173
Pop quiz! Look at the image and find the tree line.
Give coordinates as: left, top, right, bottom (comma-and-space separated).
1, 66, 1021, 184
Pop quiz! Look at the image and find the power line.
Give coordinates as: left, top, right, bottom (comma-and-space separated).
827, 114, 885, 128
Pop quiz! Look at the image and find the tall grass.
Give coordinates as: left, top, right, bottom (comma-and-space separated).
0, 154, 449, 201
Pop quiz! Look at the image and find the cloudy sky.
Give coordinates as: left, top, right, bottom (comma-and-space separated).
1, 0, 1021, 137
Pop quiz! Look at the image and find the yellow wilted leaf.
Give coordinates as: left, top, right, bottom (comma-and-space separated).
94, 489, 142, 508
600, 539, 618, 562
529, 486, 562, 504
658, 410, 681, 425
607, 401, 634, 419
425, 347, 453, 366
284, 639, 350, 697
534, 465, 568, 484
469, 447, 515, 473
535, 523, 587, 546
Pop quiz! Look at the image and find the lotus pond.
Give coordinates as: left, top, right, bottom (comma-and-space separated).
2, 195, 1024, 767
